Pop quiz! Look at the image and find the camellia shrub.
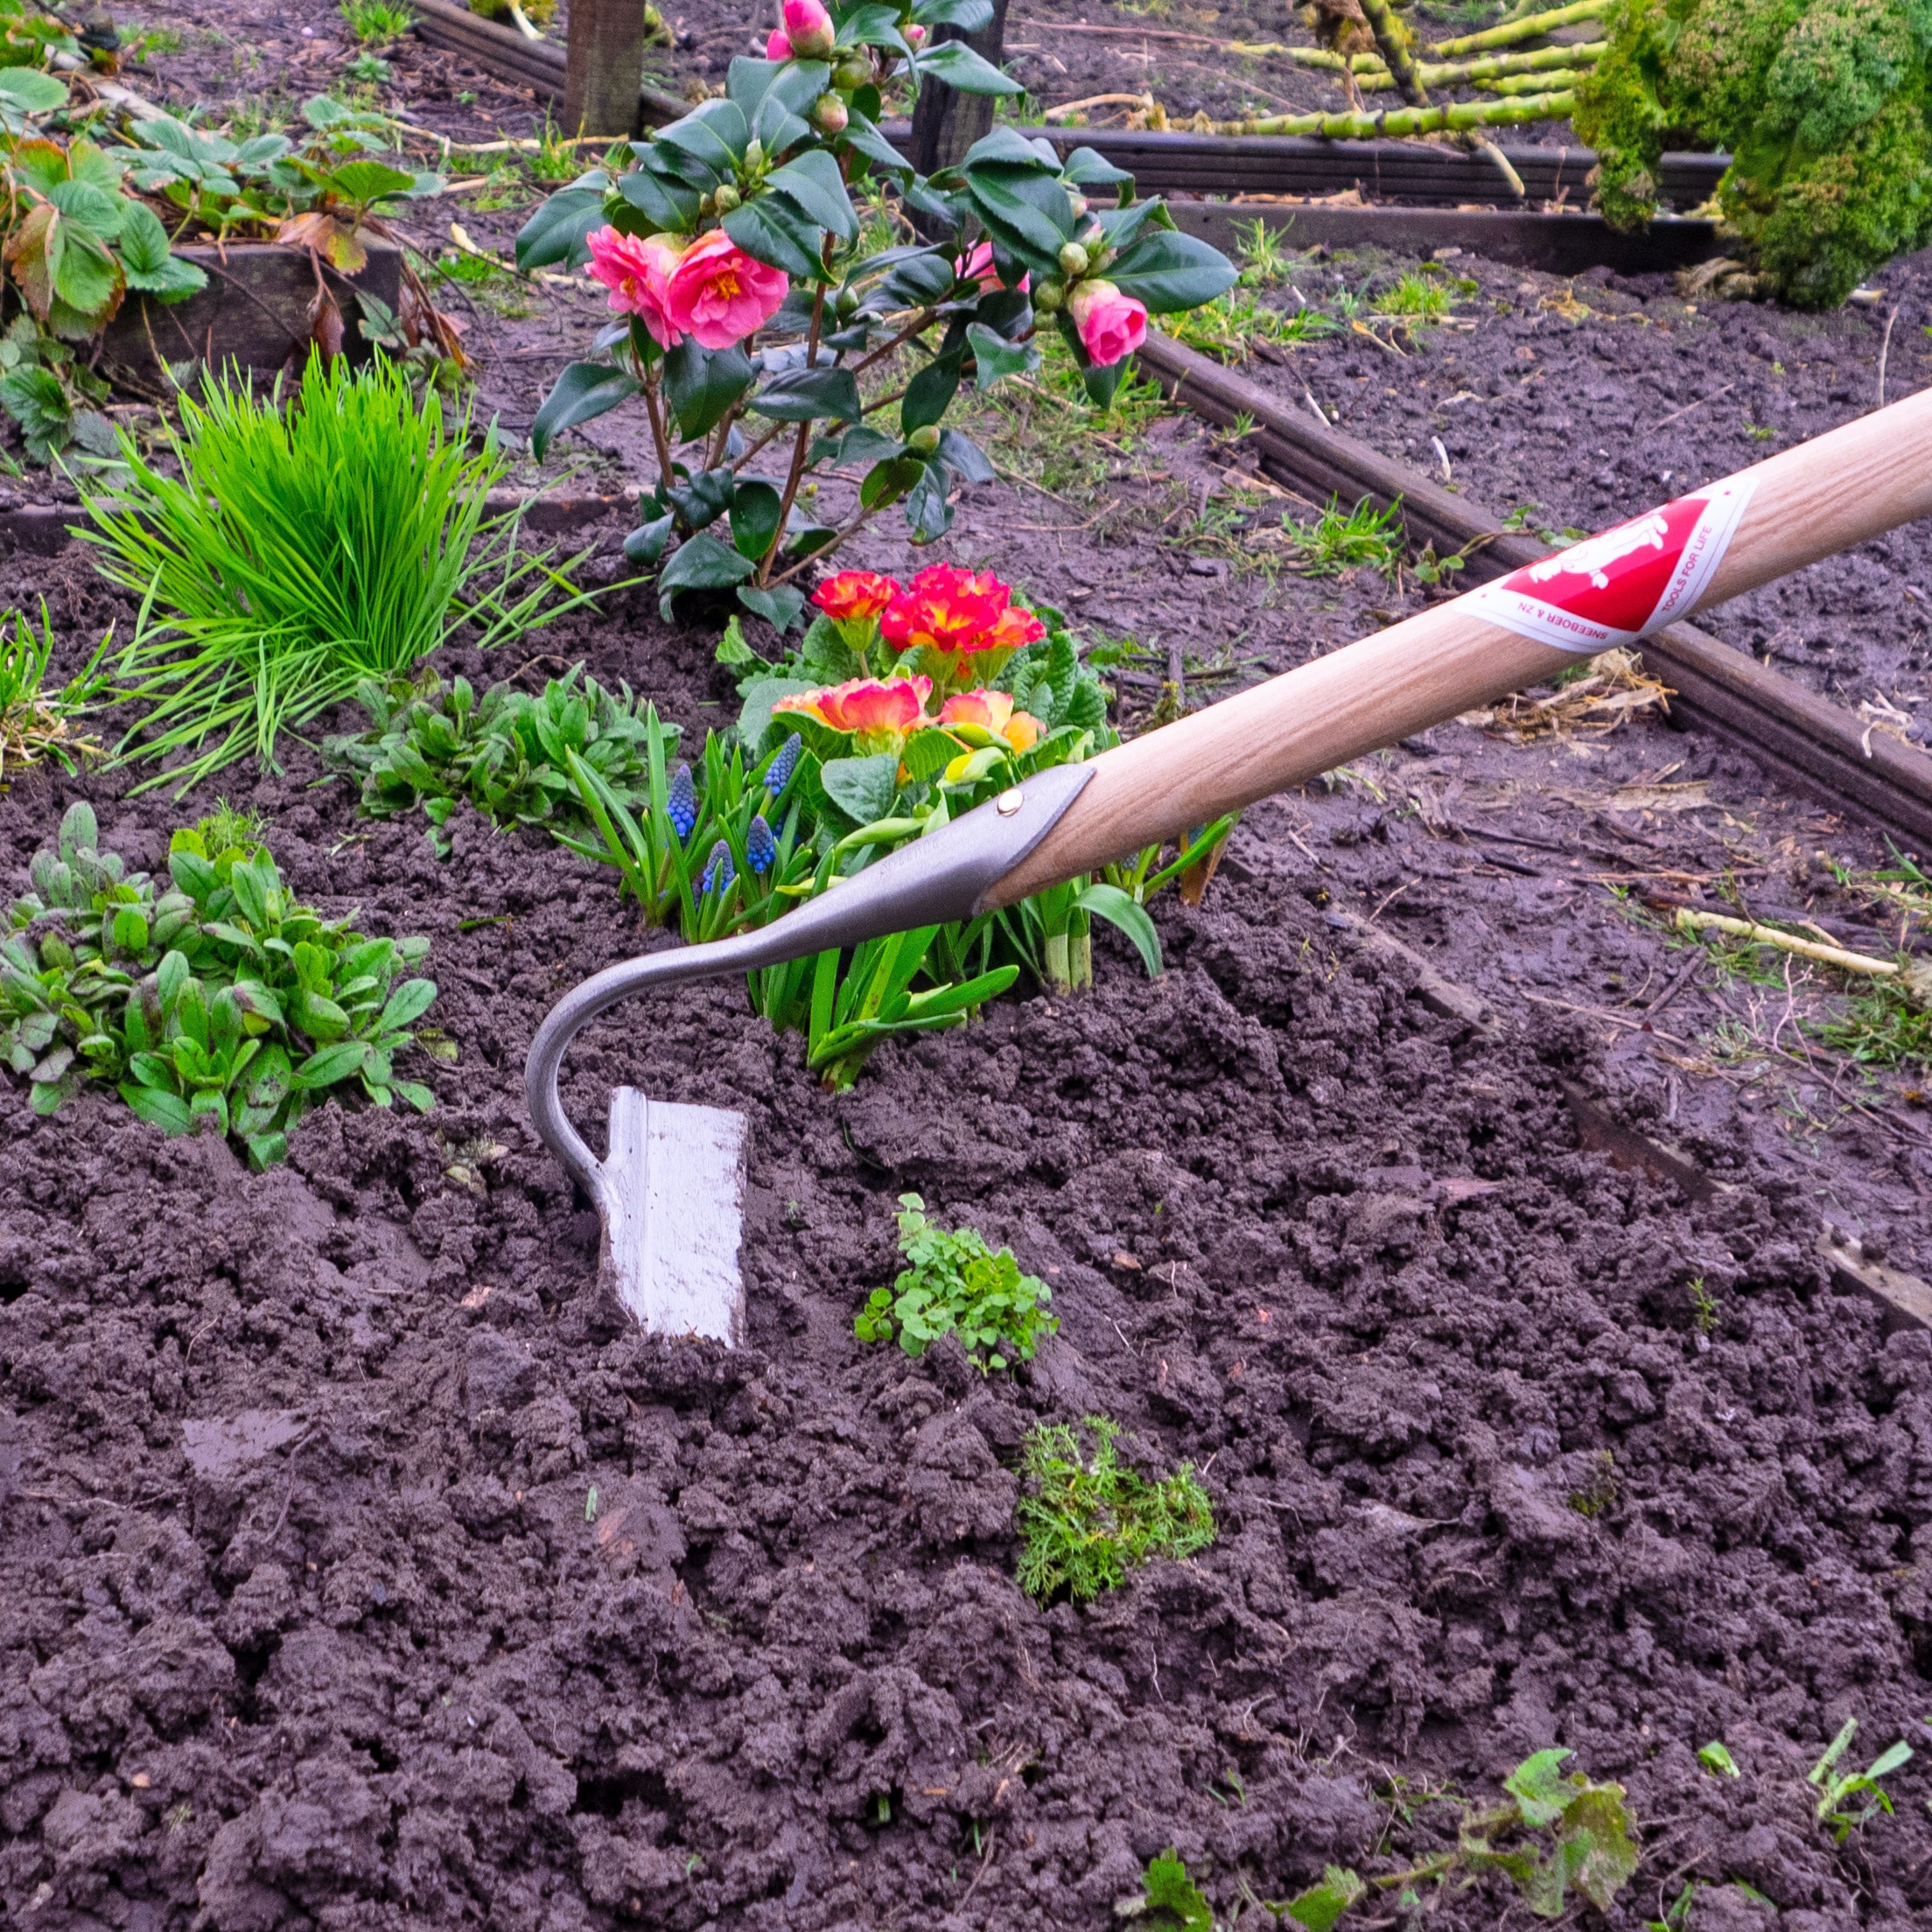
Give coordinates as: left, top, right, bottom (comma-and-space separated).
1576, 0, 1932, 307
515, 0, 1237, 628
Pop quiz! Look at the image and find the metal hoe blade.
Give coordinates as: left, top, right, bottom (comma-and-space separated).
525, 763, 1093, 1347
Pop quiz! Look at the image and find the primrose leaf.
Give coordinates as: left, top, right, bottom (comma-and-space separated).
819, 751, 901, 827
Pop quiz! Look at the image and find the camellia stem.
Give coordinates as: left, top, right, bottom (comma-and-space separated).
758, 276, 830, 585
641, 367, 676, 494
1214, 88, 1574, 136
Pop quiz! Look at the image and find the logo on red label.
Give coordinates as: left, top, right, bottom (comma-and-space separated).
1469, 476, 1757, 654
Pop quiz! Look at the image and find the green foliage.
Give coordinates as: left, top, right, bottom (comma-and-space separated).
0, 602, 108, 780
855, 1192, 1056, 1371
1567, 1449, 1619, 1517
1015, 1416, 1215, 1602
1115, 1850, 1214, 1931
1575, 0, 1932, 306
1698, 1739, 1740, 1776
326, 666, 672, 855
1273, 1751, 1638, 1927
0, 314, 116, 466
1284, 494, 1406, 578
1816, 966, 1932, 1072
1372, 269, 1459, 318
2, 802, 437, 1166
1808, 1718, 1912, 1842
84, 353, 587, 794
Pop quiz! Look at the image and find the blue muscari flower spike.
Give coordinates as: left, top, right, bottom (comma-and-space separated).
666, 762, 697, 839
699, 839, 734, 896
746, 814, 777, 875
765, 732, 802, 797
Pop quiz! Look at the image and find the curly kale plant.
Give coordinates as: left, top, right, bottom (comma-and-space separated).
1576, 0, 1932, 307
855, 1192, 1056, 1371
2, 802, 437, 1166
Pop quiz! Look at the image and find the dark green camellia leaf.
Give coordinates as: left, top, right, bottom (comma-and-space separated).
962, 126, 1058, 172
837, 2, 910, 52
529, 362, 640, 461
658, 533, 755, 618
625, 514, 676, 564
879, 248, 956, 308
654, 110, 743, 188
668, 465, 738, 531
840, 110, 914, 181
515, 184, 607, 270
663, 339, 754, 439
964, 170, 1076, 272
724, 197, 824, 281
749, 363, 863, 423
1060, 144, 1134, 189
737, 584, 807, 631
1094, 197, 1172, 257
728, 55, 830, 121
916, 38, 1022, 91
900, 348, 962, 433
1107, 228, 1239, 314
914, 0, 994, 26
620, 158, 704, 232
965, 320, 1037, 386
861, 453, 925, 509
830, 423, 904, 466
938, 426, 993, 483
904, 458, 955, 542
729, 480, 784, 560
764, 149, 859, 242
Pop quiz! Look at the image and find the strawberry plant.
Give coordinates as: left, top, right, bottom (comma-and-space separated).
1014, 1416, 1215, 1601
854, 1192, 1055, 1370
2, 801, 438, 1166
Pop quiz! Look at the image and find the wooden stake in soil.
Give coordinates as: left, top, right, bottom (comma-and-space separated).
909, 0, 1011, 177
564, 0, 648, 138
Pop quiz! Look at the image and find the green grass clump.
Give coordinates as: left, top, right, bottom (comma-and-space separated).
855, 1193, 1056, 1372
0, 605, 107, 783
1816, 969, 1932, 1072
1284, 494, 1405, 578
1015, 1416, 1214, 1600
83, 352, 584, 795
1373, 270, 1456, 319
340, 0, 415, 42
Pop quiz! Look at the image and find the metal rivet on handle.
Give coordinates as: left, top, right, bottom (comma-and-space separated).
996, 788, 1024, 816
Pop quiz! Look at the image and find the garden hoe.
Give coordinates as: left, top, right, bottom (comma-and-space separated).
527, 381, 1932, 1347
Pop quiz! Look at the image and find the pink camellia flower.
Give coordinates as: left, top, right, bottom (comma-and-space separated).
584, 226, 684, 349
958, 239, 1029, 295
662, 227, 789, 351
774, 675, 934, 754
780, 0, 835, 59
1067, 277, 1148, 368
766, 24, 792, 56
939, 689, 1043, 753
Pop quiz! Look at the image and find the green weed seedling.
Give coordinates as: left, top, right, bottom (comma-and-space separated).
1280, 1749, 1639, 1925
1698, 1740, 1740, 1777
1568, 1451, 1619, 1518
855, 1193, 1055, 1372
1372, 270, 1457, 322
1808, 1718, 1912, 1842
0, 603, 108, 782
340, 0, 415, 42
1283, 495, 1405, 578
1645, 1881, 1698, 1932
1116, 1850, 1214, 1930
1817, 969, 1932, 1074
1016, 1416, 1215, 1601
2, 802, 438, 1166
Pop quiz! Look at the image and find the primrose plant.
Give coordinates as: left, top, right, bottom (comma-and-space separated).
516, 0, 1236, 628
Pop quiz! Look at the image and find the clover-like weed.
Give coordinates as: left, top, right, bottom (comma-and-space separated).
855, 1194, 1055, 1373
1015, 1416, 1214, 1601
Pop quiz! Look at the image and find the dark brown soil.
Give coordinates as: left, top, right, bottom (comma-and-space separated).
1232, 241, 1932, 747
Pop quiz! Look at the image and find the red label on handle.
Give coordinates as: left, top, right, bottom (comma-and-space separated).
1469, 477, 1757, 654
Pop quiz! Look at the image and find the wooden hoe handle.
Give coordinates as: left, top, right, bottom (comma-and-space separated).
984, 383, 1932, 907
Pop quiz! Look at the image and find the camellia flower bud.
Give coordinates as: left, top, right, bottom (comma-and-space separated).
1032, 276, 1064, 311
781, 0, 836, 59
904, 20, 926, 44
1057, 241, 1089, 278
835, 284, 861, 316
834, 55, 871, 88
1068, 192, 1089, 219
813, 92, 849, 132
745, 137, 764, 171
1081, 222, 1104, 248
714, 183, 741, 212
907, 424, 942, 454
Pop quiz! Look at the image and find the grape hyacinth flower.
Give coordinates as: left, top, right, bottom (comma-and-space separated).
667, 762, 697, 839
699, 839, 734, 896
746, 814, 777, 875
765, 732, 802, 796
